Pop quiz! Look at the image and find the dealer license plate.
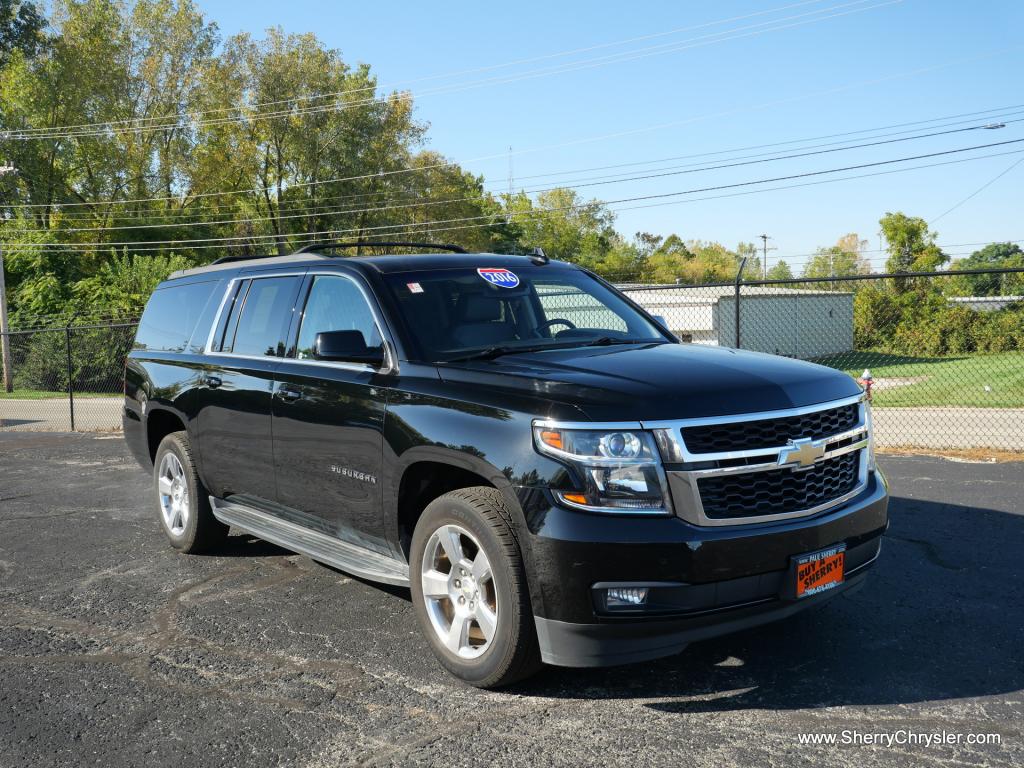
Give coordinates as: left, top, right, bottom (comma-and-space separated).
794, 544, 845, 598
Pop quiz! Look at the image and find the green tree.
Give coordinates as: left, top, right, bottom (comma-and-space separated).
641, 234, 693, 283
72, 251, 192, 316
766, 260, 793, 280
803, 234, 870, 280
736, 241, 761, 279
879, 212, 947, 273
947, 243, 1024, 296
503, 187, 618, 269
0, 0, 45, 66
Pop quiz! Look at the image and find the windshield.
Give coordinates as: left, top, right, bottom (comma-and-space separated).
382, 265, 667, 362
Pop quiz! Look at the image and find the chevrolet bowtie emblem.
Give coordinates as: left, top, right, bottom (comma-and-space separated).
778, 437, 826, 470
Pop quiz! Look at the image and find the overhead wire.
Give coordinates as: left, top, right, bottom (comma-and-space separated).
10, 105, 1024, 228
3, 0, 897, 141
13, 140, 1024, 255
0, 0, 851, 136
3, 118, 1020, 236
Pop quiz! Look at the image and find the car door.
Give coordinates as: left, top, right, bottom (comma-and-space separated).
195, 273, 304, 503
271, 271, 392, 554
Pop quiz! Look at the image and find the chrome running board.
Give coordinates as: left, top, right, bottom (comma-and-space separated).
210, 497, 410, 586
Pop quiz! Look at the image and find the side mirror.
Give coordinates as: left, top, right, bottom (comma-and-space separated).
313, 330, 386, 367
652, 314, 668, 328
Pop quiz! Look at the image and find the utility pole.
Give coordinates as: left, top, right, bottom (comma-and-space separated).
0, 161, 16, 393
758, 234, 776, 279
506, 146, 513, 224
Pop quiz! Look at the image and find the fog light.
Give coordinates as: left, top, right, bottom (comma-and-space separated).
605, 587, 649, 608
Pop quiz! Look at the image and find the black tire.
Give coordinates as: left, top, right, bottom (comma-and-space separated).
153, 431, 228, 554
410, 487, 541, 688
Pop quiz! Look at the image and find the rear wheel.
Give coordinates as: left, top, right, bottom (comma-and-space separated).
153, 431, 227, 553
410, 487, 541, 688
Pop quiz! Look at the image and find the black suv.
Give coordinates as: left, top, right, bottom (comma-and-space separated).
123, 245, 888, 687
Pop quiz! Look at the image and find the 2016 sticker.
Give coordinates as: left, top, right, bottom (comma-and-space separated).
477, 268, 520, 288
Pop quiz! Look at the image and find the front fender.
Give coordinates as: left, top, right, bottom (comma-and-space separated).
381, 381, 578, 619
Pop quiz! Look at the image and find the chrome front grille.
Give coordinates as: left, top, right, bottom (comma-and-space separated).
681, 402, 859, 454
646, 394, 870, 527
697, 451, 860, 520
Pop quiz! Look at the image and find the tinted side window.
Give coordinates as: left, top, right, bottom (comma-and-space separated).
135, 280, 219, 352
228, 277, 300, 357
296, 275, 383, 359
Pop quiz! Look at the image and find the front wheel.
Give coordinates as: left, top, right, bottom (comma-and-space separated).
410, 487, 541, 688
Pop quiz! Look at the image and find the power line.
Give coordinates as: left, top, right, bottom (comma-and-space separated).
6, 55, 1021, 214
930, 155, 1024, 224
2, 0, 895, 141
5, 120, 1017, 236
14, 102, 1024, 227
0, 0, 840, 137
16, 139, 1024, 254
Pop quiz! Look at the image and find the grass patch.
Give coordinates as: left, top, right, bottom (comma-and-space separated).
815, 350, 1024, 408
0, 389, 121, 400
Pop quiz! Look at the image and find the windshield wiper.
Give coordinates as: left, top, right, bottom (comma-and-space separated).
575, 337, 658, 348
443, 344, 555, 363
443, 337, 662, 363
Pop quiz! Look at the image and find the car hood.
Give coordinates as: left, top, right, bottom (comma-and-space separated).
435, 342, 862, 421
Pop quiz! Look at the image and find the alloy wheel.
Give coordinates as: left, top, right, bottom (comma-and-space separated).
419, 524, 498, 659
157, 452, 190, 536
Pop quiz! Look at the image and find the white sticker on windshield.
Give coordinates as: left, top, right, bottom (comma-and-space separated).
407, 282, 424, 294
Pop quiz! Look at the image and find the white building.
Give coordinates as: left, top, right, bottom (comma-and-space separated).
620, 284, 854, 359
947, 295, 1024, 312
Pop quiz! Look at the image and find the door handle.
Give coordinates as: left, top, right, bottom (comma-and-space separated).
277, 386, 302, 402
203, 374, 222, 389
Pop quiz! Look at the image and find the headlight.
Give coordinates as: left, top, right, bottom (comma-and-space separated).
533, 424, 672, 515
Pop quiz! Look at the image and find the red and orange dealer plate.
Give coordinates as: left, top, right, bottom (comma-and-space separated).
793, 544, 846, 599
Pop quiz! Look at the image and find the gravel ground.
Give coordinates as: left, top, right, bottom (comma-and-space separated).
0, 432, 1021, 767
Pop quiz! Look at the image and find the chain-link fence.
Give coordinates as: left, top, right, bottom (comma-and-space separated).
2, 267, 1022, 452
623, 266, 1024, 452
0, 320, 138, 432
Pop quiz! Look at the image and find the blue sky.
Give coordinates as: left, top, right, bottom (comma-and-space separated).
199, 0, 1023, 272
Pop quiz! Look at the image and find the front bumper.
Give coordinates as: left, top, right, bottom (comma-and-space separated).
516, 469, 888, 667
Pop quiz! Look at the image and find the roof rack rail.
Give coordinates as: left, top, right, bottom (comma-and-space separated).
209, 253, 278, 266
292, 240, 467, 255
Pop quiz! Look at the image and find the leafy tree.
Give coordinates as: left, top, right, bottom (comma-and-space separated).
736, 241, 762, 279
879, 212, 947, 273
72, 251, 192, 316
503, 187, 618, 269
0, 0, 45, 66
641, 234, 693, 283
947, 243, 1024, 296
630, 235, 742, 285
645, 239, 737, 284
766, 260, 793, 280
634, 231, 663, 257
803, 234, 870, 280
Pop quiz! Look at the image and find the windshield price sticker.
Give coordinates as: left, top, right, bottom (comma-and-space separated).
477, 268, 520, 288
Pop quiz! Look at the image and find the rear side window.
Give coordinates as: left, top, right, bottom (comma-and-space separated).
224, 276, 300, 357
135, 280, 219, 352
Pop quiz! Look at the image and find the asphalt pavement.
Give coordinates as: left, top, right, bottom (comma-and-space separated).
0, 432, 1021, 767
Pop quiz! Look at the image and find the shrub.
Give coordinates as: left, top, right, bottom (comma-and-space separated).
854, 285, 1024, 356
12, 324, 136, 393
